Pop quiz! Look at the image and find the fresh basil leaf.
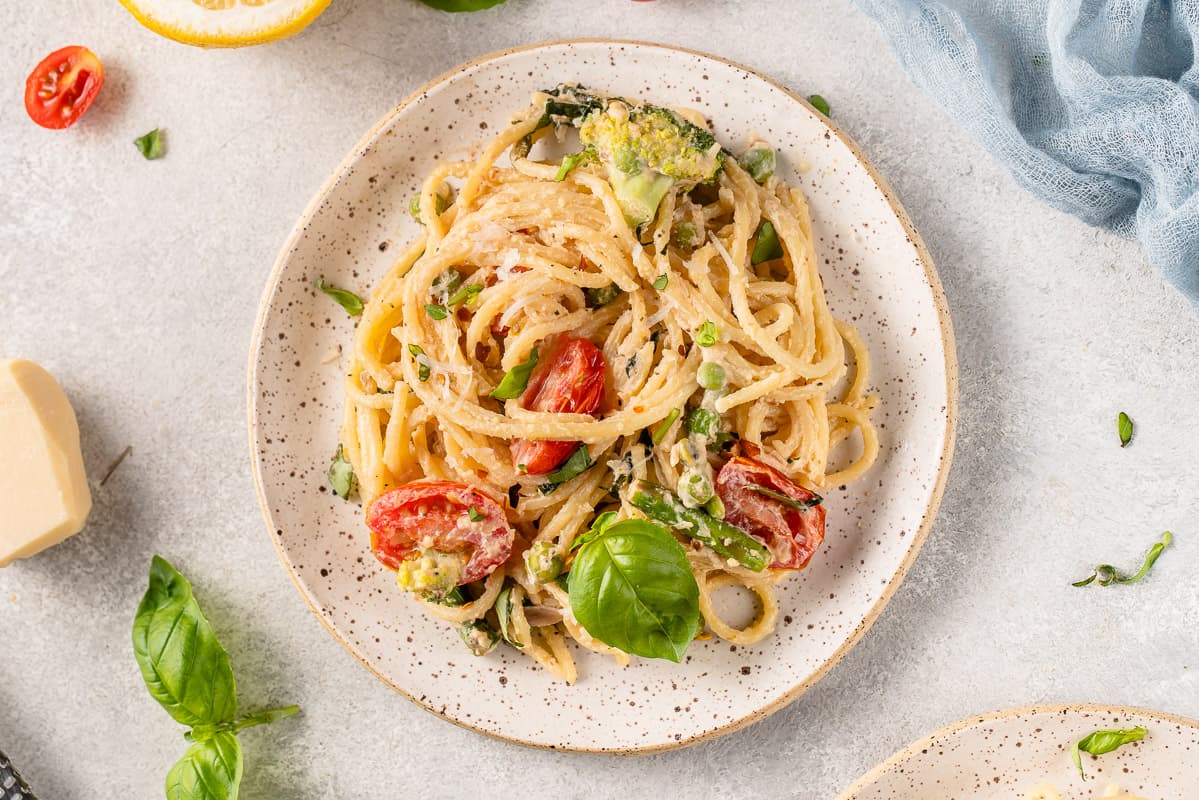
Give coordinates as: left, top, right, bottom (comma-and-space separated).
746, 483, 823, 510
1072, 726, 1146, 779
554, 572, 570, 591
1072, 531, 1172, 587
132, 556, 238, 728
317, 279, 364, 316
134, 128, 165, 160
408, 344, 431, 382
494, 584, 523, 649
651, 274, 669, 291
568, 520, 701, 662
418, 0, 507, 10
572, 510, 618, 552
809, 94, 831, 116
650, 409, 681, 445
448, 283, 483, 308
490, 346, 538, 399
165, 732, 242, 800
1118, 411, 1134, 447
539, 446, 592, 491
751, 221, 783, 265
327, 445, 355, 500
425, 304, 449, 320
695, 320, 718, 347
188, 706, 300, 743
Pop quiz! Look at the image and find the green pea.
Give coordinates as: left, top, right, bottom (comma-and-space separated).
697, 362, 726, 391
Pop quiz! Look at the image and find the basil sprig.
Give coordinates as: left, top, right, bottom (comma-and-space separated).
568, 519, 701, 661
1072, 726, 1146, 779
1072, 531, 1172, 587
1117, 411, 1134, 447
490, 346, 538, 399
133, 557, 299, 800
317, 279, 364, 316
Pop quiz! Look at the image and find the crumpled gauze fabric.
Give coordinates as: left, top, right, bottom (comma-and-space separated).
856, 0, 1199, 306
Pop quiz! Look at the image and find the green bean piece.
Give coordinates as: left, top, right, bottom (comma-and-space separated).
629, 482, 769, 572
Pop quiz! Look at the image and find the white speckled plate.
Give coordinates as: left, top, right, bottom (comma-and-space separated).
839, 704, 1199, 799
248, 40, 956, 752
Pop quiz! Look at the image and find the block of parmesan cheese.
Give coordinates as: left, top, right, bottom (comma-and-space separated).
0, 359, 92, 567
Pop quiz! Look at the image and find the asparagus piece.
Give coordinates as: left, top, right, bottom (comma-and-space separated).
437, 587, 500, 657
629, 482, 770, 572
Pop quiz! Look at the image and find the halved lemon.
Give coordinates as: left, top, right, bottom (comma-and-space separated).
117, 0, 332, 48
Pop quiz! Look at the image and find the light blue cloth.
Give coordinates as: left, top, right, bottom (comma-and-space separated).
857, 0, 1199, 305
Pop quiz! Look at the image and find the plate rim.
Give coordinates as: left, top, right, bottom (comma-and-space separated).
246, 37, 960, 754
836, 702, 1199, 799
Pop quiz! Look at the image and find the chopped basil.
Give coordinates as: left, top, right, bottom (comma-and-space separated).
651, 274, 669, 291
1118, 411, 1134, 447
747, 483, 822, 510
1072, 727, 1146, 779
408, 344, 431, 382
317, 279, 364, 316
809, 94, 831, 116
425, 304, 449, 320
585, 283, 621, 308
695, 320, 718, 347
409, 183, 452, 221
467, 506, 485, 522
490, 346, 538, 399
1072, 531, 1172, 587
538, 446, 593, 493
328, 446, 356, 499
751, 221, 783, 265
650, 409, 681, 445
448, 283, 483, 308
134, 128, 165, 160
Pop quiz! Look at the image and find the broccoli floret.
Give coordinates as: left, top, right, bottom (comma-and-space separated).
578, 100, 724, 228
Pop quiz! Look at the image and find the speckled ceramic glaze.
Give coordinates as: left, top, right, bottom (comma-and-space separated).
839, 704, 1199, 799
248, 40, 956, 752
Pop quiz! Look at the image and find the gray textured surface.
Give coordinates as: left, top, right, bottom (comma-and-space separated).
1, 1, 1196, 799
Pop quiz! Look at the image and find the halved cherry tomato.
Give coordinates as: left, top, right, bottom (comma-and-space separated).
510, 337, 606, 475
366, 481, 514, 583
25, 46, 105, 130
714, 456, 826, 570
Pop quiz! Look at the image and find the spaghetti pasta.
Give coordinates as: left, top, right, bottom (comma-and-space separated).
338, 87, 878, 681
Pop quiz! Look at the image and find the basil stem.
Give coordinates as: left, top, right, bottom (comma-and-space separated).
1072, 726, 1146, 779
317, 279, 364, 316
1072, 531, 1172, 587
490, 346, 538, 399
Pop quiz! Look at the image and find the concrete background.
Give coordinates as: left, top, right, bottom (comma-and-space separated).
1, 1, 1196, 798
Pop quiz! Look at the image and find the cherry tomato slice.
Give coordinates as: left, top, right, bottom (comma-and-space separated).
25, 46, 104, 130
714, 456, 826, 570
366, 481, 515, 583
510, 337, 606, 475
